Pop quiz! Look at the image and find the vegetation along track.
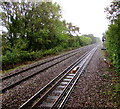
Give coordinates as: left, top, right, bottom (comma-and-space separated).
18, 46, 98, 109
2, 44, 96, 93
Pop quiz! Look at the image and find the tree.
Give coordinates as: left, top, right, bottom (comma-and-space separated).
64, 22, 80, 36
105, 0, 120, 23
1, 2, 65, 51
105, 0, 120, 71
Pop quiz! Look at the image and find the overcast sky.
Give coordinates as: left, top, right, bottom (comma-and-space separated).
0, 0, 112, 38
53, 0, 111, 38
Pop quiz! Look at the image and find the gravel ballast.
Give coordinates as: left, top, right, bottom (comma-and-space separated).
64, 45, 117, 108
2, 44, 96, 109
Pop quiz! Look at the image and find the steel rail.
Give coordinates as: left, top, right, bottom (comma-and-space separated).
2, 44, 95, 81
41, 47, 97, 109
18, 50, 90, 109
58, 46, 98, 109
2, 48, 80, 80
31, 50, 93, 109
2, 46, 92, 93
18, 46, 98, 109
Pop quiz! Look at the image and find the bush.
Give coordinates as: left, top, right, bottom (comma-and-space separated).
2, 50, 34, 66
105, 19, 120, 72
2, 50, 20, 65
2, 46, 64, 68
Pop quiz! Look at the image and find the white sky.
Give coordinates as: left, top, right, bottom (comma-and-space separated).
0, 0, 112, 38
53, 0, 111, 38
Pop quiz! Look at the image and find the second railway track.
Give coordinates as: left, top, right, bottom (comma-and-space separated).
18, 46, 98, 109
2, 44, 96, 93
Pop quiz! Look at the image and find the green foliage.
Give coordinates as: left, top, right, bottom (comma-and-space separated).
2, 34, 98, 70
105, 16, 120, 72
82, 34, 99, 44
1, 2, 98, 70
105, 23, 120, 107
2, 46, 62, 67
105, 0, 120, 72
113, 83, 120, 93
80, 36, 92, 46
111, 82, 120, 107
105, 1, 120, 23
105, 1, 120, 107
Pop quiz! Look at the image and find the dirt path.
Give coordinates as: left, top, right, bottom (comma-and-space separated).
65, 45, 118, 108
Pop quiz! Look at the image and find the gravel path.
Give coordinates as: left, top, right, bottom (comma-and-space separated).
64, 45, 117, 108
2, 44, 96, 109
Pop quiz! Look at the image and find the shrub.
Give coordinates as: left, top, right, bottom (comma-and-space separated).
105, 19, 120, 72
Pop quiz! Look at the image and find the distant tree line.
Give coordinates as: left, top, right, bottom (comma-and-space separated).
0, 2, 99, 70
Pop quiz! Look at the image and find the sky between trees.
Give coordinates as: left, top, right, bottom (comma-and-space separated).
53, 0, 111, 39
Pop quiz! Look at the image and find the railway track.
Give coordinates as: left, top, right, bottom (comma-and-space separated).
19, 46, 98, 109
2, 44, 96, 93
2, 46, 82, 80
